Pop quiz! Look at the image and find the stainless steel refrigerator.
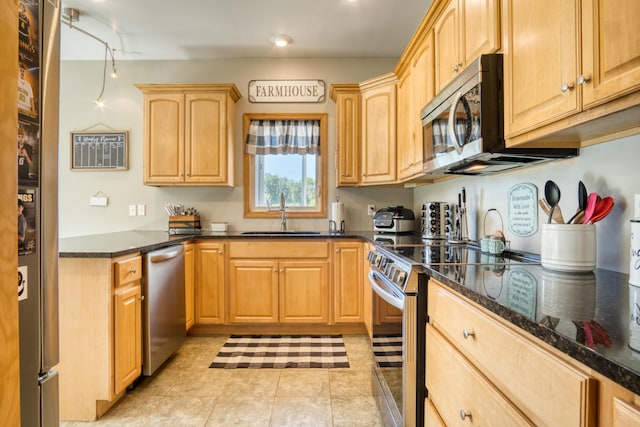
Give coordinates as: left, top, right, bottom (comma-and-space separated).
18, 0, 60, 425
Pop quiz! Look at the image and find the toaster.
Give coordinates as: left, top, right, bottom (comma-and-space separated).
373, 206, 416, 234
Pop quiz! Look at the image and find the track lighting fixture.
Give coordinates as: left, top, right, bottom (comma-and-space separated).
61, 8, 118, 106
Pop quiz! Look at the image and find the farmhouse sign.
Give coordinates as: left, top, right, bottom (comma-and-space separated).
248, 79, 326, 103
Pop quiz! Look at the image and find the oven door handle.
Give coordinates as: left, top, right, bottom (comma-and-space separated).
368, 271, 404, 310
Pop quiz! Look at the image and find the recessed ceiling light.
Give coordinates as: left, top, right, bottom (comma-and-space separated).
271, 34, 292, 47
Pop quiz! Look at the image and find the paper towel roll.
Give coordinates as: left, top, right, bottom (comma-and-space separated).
330, 201, 345, 231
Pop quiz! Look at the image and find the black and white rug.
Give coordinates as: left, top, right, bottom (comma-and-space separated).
372, 334, 402, 367
209, 335, 350, 369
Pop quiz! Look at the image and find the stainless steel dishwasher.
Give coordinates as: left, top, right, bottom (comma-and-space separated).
142, 244, 186, 375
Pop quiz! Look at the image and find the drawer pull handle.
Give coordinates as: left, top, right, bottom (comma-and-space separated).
129, 268, 137, 274
463, 329, 475, 339
460, 410, 472, 421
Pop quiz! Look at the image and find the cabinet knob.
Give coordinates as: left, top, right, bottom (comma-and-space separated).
218, 250, 223, 254
280, 269, 284, 273
273, 269, 278, 272
462, 329, 475, 339
460, 410, 472, 421
336, 249, 340, 253
139, 295, 145, 301
561, 82, 575, 93
578, 74, 592, 85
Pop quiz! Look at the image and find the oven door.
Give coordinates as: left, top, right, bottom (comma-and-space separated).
369, 270, 404, 426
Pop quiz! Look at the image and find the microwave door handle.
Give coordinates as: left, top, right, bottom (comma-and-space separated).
447, 91, 465, 155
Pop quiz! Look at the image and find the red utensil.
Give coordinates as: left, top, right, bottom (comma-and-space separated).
588, 196, 614, 224
582, 192, 600, 224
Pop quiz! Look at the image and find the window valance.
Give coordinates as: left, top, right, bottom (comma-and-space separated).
245, 119, 321, 155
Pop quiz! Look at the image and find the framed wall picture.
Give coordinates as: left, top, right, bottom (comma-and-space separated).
70, 130, 128, 170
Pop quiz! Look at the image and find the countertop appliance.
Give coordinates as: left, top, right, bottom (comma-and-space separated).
373, 206, 416, 234
421, 54, 578, 176
18, 1, 61, 425
367, 244, 427, 427
142, 245, 186, 376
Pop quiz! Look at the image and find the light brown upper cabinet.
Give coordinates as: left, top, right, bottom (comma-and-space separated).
330, 85, 361, 187
434, 0, 500, 93
502, 0, 640, 142
396, 30, 435, 181
360, 73, 398, 185
136, 84, 240, 186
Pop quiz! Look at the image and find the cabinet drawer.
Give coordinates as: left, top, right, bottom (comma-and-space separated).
114, 256, 142, 287
428, 280, 596, 426
425, 398, 446, 427
229, 240, 329, 259
426, 324, 533, 426
613, 397, 640, 426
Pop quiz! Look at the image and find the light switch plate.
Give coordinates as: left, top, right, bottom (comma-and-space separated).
635, 194, 640, 219
128, 205, 137, 216
137, 204, 146, 216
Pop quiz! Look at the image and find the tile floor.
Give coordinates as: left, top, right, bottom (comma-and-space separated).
59, 334, 384, 426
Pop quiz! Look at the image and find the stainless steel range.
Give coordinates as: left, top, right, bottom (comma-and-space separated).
368, 239, 541, 426
367, 244, 427, 427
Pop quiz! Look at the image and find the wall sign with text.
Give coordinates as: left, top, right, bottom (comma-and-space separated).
248, 80, 325, 103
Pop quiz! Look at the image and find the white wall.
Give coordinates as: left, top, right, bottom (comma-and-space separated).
59, 58, 638, 274
414, 133, 640, 273
58, 58, 413, 237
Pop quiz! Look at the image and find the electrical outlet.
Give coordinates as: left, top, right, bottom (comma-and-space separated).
137, 204, 146, 216
367, 204, 376, 216
128, 204, 137, 216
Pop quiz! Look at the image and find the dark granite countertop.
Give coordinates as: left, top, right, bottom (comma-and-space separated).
58, 230, 640, 395
58, 229, 377, 258
422, 258, 640, 396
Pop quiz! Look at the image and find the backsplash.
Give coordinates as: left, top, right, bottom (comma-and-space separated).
414, 133, 640, 274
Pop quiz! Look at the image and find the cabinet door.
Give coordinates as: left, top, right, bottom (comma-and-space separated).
185, 92, 230, 184
581, 0, 640, 108
460, 0, 500, 65
280, 260, 329, 323
114, 283, 142, 395
143, 93, 185, 184
396, 72, 413, 181
194, 242, 226, 324
398, 32, 434, 181
503, 0, 580, 138
333, 241, 363, 323
334, 89, 361, 186
361, 78, 396, 184
183, 243, 194, 330
613, 397, 640, 427
434, 0, 460, 93
229, 259, 279, 323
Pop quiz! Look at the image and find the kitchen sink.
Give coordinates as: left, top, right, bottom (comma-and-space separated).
241, 231, 321, 235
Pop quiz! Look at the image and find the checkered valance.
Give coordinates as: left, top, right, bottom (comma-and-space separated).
245, 119, 321, 155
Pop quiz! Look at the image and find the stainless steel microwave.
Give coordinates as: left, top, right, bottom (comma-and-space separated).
420, 54, 577, 176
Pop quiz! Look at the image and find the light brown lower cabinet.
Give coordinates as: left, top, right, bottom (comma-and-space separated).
227, 240, 330, 325
427, 279, 597, 426
58, 254, 143, 421
332, 240, 364, 323
194, 241, 226, 324
183, 242, 194, 330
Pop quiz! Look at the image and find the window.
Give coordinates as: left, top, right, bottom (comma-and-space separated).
243, 113, 327, 218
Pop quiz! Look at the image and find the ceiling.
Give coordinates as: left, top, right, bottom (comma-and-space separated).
59, 0, 432, 61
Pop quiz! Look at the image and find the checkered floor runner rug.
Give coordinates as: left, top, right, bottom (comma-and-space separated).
209, 335, 350, 369
372, 334, 402, 367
